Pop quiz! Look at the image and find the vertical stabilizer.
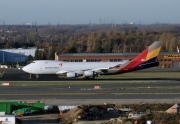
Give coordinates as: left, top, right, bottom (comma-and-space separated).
117, 41, 162, 73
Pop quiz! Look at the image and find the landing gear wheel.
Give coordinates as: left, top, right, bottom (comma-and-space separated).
36, 74, 39, 79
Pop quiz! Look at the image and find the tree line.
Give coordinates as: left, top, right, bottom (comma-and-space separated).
1, 24, 180, 60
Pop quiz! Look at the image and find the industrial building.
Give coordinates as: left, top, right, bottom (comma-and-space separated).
55, 52, 180, 68
0, 48, 36, 63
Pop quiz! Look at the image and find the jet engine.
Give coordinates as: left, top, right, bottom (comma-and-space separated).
84, 71, 95, 76
67, 72, 78, 78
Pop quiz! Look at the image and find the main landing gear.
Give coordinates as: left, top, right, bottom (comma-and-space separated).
84, 76, 95, 80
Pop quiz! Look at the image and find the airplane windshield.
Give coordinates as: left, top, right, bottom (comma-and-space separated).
31, 61, 35, 63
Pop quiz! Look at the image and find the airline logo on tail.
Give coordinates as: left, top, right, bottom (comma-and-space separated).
116, 41, 162, 73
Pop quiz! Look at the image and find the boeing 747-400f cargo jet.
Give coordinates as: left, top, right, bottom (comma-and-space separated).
22, 41, 162, 79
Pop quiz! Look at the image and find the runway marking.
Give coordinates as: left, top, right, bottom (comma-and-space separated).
0, 71, 4, 78
1, 92, 180, 96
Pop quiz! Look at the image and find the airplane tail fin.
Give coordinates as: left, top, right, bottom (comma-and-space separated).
117, 41, 162, 73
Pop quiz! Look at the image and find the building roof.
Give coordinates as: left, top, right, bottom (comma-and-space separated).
59, 52, 180, 57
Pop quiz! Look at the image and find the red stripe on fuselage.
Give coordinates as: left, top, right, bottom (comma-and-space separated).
116, 48, 148, 73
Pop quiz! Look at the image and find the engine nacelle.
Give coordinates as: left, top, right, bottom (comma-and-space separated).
84, 71, 95, 76
67, 72, 78, 78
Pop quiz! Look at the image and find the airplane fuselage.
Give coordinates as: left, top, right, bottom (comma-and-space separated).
23, 60, 125, 75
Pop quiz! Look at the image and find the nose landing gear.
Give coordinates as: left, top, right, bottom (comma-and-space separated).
36, 74, 39, 79
29, 73, 32, 79
29, 74, 39, 79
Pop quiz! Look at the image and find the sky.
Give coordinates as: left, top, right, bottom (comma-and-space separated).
0, 0, 180, 25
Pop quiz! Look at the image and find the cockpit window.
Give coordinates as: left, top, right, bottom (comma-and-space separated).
31, 61, 35, 63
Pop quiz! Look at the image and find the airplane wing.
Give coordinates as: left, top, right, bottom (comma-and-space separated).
56, 67, 111, 75
56, 70, 69, 74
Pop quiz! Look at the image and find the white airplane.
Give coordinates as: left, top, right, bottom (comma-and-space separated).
22, 41, 162, 79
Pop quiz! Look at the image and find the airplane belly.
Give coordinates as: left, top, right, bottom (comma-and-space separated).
107, 69, 119, 74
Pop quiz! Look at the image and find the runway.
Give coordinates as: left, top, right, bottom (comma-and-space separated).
1, 68, 180, 105
1, 68, 180, 81
1, 81, 180, 99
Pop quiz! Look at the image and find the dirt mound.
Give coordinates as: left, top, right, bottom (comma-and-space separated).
120, 103, 173, 111
60, 107, 84, 124
152, 112, 180, 124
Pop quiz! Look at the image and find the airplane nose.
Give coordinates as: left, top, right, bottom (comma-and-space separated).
22, 67, 25, 71
22, 66, 27, 72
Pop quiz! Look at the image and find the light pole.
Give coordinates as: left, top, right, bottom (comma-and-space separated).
3, 51, 4, 63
